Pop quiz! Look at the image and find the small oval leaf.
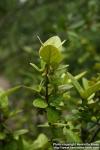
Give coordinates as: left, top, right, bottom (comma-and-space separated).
33, 99, 48, 108
39, 45, 62, 64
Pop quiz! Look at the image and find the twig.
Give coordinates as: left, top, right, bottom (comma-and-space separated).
45, 65, 49, 104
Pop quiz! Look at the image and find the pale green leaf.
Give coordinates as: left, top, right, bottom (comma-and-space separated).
67, 72, 84, 97
63, 127, 81, 142
31, 134, 48, 150
0, 89, 8, 109
1, 86, 21, 97
82, 78, 89, 90
58, 84, 73, 91
75, 71, 87, 80
33, 99, 48, 108
30, 63, 42, 72
39, 45, 62, 64
13, 129, 28, 139
83, 81, 100, 99
40, 36, 62, 50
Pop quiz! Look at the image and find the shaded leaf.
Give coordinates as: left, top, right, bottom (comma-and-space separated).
47, 107, 60, 123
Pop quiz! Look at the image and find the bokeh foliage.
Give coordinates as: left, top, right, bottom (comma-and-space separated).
0, 0, 100, 149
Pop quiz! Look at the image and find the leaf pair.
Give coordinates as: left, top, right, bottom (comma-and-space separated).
67, 72, 100, 99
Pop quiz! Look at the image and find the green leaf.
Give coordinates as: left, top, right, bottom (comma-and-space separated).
0, 86, 21, 109
39, 45, 62, 64
57, 64, 69, 70
9, 109, 22, 117
40, 36, 63, 50
67, 72, 84, 97
33, 99, 48, 108
47, 107, 60, 123
38, 122, 49, 128
30, 63, 42, 72
82, 78, 89, 90
58, 84, 73, 91
49, 96, 64, 107
74, 71, 87, 80
31, 134, 48, 150
83, 81, 100, 99
63, 127, 81, 142
0, 89, 8, 109
1, 86, 21, 97
13, 129, 28, 139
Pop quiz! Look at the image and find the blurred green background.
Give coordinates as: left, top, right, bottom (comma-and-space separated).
0, 0, 100, 142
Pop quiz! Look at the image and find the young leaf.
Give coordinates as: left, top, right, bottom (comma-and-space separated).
83, 81, 100, 99
13, 129, 28, 139
74, 71, 87, 80
82, 78, 89, 90
40, 36, 62, 50
0, 89, 8, 109
67, 71, 86, 83
31, 134, 48, 150
58, 84, 73, 91
30, 63, 42, 72
39, 45, 62, 64
1, 86, 21, 97
67, 72, 84, 97
33, 99, 48, 108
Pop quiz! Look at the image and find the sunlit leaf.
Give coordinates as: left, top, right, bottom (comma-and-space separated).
30, 63, 42, 72
33, 99, 48, 108
67, 72, 84, 97
39, 45, 62, 64
40, 36, 62, 50
1, 86, 21, 97
13, 129, 28, 139
82, 78, 89, 90
31, 134, 48, 150
63, 127, 81, 142
0, 89, 8, 109
58, 84, 73, 91
83, 81, 100, 99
